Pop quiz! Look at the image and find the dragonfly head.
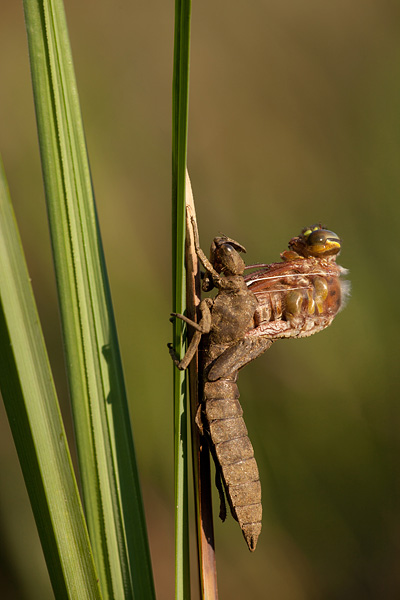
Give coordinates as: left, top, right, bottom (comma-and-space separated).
289, 225, 341, 258
211, 236, 246, 275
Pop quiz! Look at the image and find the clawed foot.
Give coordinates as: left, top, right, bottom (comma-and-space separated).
167, 342, 184, 370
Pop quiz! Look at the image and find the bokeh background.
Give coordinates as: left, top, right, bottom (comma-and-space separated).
1, 1, 400, 598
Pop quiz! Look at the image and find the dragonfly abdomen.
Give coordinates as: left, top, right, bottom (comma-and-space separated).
202, 379, 262, 552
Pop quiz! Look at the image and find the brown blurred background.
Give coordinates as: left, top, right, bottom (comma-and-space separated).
1, 0, 400, 598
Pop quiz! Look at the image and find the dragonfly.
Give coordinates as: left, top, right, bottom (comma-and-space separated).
244, 224, 350, 341
169, 221, 349, 551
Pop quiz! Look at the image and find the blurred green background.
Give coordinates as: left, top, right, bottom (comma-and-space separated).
1, 1, 400, 598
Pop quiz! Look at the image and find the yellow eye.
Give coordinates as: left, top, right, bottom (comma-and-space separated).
302, 224, 324, 240
303, 227, 341, 256
289, 225, 342, 258
307, 229, 339, 246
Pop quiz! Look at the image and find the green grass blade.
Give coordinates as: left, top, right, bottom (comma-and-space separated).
23, 1, 155, 598
0, 157, 102, 600
172, 0, 192, 598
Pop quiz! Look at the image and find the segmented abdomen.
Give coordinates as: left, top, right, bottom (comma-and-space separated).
246, 262, 349, 339
202, 379, 262, 552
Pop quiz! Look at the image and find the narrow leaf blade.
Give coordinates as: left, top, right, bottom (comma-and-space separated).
23, 0, 155, 597
0, 156, 102, 600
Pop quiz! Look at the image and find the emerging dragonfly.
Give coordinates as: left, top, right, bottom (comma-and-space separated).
169, 222, 349, 551
245, 224, 350, 340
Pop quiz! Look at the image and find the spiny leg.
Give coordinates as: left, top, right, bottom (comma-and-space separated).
215, 467, 227, 522
189, 217, 222, 284
207, 336, 274, 381
195, 404, 228, 522
168, 298, 212, 370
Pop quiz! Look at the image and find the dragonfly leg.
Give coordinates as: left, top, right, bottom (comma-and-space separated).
207, 337, 274, 381
168, 299, 212, 370
189, 216, 224, 289
170, 312, 204, 332
196, 402, 228, 522
215, 467, 227, 522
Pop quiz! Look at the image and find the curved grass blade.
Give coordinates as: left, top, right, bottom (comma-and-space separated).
0, 157, 102, 600
23, 1, 155, 598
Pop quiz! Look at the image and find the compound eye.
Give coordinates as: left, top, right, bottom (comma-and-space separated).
307, 229, 331, 246
305, 228, 341, 256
